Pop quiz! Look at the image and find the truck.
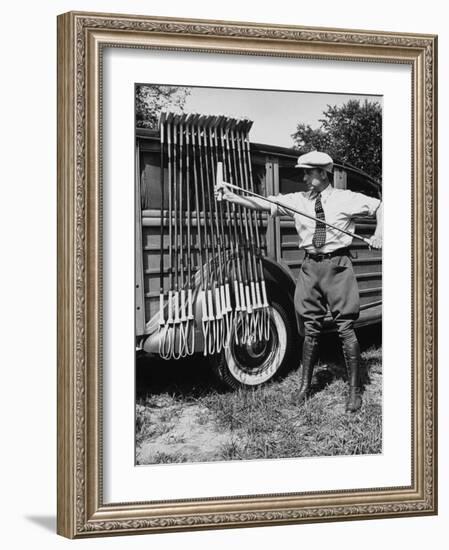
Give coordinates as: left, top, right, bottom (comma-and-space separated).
135, 125, 382, 389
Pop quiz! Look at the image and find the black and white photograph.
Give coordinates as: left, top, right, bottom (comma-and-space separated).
135, 84, 383, 465
2, 0, 442, 544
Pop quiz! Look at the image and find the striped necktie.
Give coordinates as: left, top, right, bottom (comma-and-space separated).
312, 193, 326, 248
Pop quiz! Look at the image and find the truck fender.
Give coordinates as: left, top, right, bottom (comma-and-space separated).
142, 257, 302, 356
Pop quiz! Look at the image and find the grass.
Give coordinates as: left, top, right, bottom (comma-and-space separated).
201, 348, 382, 459
136, 397, 183, 445
136, 327, 382, 464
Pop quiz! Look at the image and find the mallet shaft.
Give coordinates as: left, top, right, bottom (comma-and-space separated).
218, 178, 371, 246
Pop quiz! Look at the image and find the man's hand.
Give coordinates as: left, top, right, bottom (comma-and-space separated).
214, 182, 235, 202
368, 202, 383, 249
367, 235, 382, 249
214, 184, 270, 212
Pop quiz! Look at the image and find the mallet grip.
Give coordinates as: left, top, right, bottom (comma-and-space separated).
215, 162, 224, 201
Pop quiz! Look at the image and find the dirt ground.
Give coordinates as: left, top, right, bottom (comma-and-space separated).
136, 400, 232, 464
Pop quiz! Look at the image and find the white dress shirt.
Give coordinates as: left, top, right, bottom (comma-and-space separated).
268, 184, 381, 253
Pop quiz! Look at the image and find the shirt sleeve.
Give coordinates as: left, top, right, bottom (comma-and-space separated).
266, 193, 301, 218
345, 191, 381, 217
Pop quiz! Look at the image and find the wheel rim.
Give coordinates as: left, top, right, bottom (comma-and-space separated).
225, 307, 288, 386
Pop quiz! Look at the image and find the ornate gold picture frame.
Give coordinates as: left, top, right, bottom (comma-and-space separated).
57, 11, 437, 538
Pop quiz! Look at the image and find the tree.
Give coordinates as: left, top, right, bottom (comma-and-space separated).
290, 123, 331, 154
136, 85, 190, 129
291, 99, 382, 181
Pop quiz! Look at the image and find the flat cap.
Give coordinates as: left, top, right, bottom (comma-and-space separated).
295, 151, 333, 173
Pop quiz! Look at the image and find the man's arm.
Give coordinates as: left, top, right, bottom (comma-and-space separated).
367, 202, 383, 249
214, 183, 271, 212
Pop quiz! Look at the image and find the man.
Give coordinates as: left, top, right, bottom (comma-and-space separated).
215, 151, 382, 413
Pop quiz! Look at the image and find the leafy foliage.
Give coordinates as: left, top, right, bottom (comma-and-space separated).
136, 85, 190, 129
291, 99, 382, 181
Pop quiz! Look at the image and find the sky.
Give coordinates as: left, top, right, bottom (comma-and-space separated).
180, 86, 381, 148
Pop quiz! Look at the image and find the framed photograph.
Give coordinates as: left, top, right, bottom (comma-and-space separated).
57, 11, 437, 538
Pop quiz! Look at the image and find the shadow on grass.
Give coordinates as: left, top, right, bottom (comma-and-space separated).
311, 323, 382, 394
136, 352, 223, 401
136, 323, 382, 400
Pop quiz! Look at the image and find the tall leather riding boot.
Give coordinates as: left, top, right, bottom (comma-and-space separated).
342, 338, 363, 413
297, 336, 319, 404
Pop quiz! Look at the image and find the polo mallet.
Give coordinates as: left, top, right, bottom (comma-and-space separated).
228, 121, 252, 346
218, 121, 239, 343
177, 117, 189, 358
216, 180, 373, 247
190, 115, 211, 356
214, 122, 234, 346
160, 113, 175, 359
236, 122, 264, 340
219, 125, 240, 345
198, 115, 218, 355
208, 116, 229, 350
201, 115, 222, 353
229, 125, 253, 345
203, 117, 224, 353
183, 115, 195, 356
170, 115, 183, 360
220, 123, 246, 346
157, 111, 169, 358
241, 123, 270, 340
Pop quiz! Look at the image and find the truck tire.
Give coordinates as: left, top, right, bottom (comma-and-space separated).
210, 297, 300, 390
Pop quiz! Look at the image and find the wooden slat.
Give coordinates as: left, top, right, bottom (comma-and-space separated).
359, 287, 382, 296
135, 143, 146, 335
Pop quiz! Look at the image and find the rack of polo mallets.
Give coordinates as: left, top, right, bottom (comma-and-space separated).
157, 112, 270, 360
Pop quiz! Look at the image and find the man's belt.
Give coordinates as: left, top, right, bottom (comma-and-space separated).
304, 247, 351, 262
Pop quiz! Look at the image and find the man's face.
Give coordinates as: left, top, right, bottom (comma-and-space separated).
303, 168, 324, 190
